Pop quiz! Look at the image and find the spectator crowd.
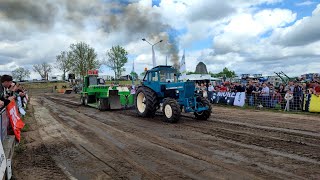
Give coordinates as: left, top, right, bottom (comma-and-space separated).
196, 80, 320, 111
0, 75, 28, 114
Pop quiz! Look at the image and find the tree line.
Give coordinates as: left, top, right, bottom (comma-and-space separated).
186, 67, 236, 79
11, 42, 133, 81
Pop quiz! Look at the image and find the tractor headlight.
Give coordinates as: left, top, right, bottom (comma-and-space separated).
175, 90, 179, 94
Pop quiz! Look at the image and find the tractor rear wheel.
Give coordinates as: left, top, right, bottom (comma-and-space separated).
162, 98, 181, 123
135, 87, 158, 117
98, 99, 103, 111
194, 97, 212, 120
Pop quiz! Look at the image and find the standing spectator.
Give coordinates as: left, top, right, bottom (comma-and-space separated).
260, 83, 270, 107
219, 84, 227, 92
293, 82, 303, 110
200, 83, 208, 98
271, 89, 283, 108
269, 83, 275, 95
229, 83, 236, 92
301, 83, 307, 94
285, 81, 295, 92
279, 84, 286, 109
314, 81, 320, 96
253, 83, 262, 106
207, 83, 214, 103
246, 81, 255, 106
235, 82, 245, 92
284, 90, 294, 111
0, 75, 13, 110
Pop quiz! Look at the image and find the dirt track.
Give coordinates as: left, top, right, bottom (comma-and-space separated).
13, 93, 320, 179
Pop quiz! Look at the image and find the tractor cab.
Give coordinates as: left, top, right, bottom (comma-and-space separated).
142, 66, 185, 99
143, 66, 178, 83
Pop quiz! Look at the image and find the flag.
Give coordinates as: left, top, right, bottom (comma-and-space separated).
180, 50, 187, 81
6, 100, 25, 142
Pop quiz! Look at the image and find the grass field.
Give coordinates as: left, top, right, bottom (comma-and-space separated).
22, 82, 69, 89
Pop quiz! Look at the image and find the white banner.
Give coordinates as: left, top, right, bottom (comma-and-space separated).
233, 92, 246, 107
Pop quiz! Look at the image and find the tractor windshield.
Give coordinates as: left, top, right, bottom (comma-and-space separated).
88, 76, 98, 86
160, 70, 177, 83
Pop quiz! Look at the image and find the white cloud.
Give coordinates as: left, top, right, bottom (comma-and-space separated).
213, 9, 296, 54
271, 4, 320, 46
295, 1, 316, 6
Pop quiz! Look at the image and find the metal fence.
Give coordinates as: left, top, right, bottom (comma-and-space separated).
0, 108, 9, 142
245, 92, 304, 111
207, 91, 318, 112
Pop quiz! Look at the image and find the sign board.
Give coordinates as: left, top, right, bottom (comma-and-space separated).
211, 92, 236, 105
211, 92, 245, 107
233, 92, 246, 107
87, 70, 98, 75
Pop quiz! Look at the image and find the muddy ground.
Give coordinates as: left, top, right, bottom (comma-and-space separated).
13, 93, 320, 180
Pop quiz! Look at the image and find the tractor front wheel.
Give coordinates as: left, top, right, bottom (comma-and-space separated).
80, 95, 85, 105
135, 87, 158, 117
162, 98, 181, 123
84, 95, 89, 106
98, 99, 103, 111
194, 97, 212, 120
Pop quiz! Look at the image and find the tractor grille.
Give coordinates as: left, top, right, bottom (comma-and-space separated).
184, 81, 195, 98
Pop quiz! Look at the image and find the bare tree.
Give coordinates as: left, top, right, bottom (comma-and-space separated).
11, 67, 30, 81
105, 45, 128, 80
69, 42, 100, 78
33, 62, 52, 80
56, 51, 72, 80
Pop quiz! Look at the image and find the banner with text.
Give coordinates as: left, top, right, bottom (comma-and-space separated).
211, 92, 245, 107
6, 101, 25, 142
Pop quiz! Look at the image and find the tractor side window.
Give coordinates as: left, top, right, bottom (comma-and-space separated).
98, 78, 105, 85
151, 72, 159, 81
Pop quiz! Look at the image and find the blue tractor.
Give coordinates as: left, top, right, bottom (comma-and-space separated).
135, 65, 212, 123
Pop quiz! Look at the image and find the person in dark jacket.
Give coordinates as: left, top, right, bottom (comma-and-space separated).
246, 81, 255, 106
0, 75, 13, 110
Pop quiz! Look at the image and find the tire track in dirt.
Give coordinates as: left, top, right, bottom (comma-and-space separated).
40, 98, 162, 180
213, 107, 320, 132
46, 95, 320, 179
44, 97, 270, 179
37, 98, 164, 179
83, 109, 315, 179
